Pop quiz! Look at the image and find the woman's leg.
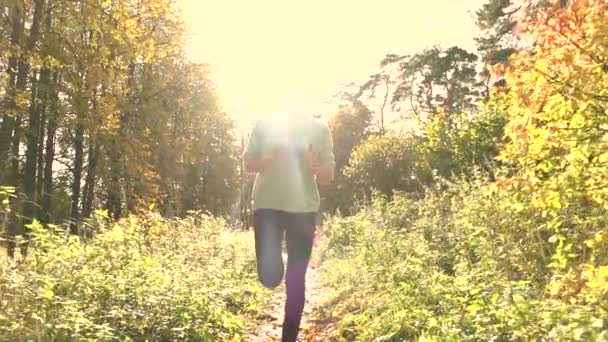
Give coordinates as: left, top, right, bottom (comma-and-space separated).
282, 212, 316, 342
253, 209, 285, 289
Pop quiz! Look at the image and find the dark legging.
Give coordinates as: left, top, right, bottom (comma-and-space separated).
253, 209, 316, 342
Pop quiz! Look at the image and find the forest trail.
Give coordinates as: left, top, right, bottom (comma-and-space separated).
245, 253, 334, 342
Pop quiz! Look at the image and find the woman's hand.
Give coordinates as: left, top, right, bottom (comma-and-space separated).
245, 147, 285, 173
304, 144, 334, 185
304, 144, 321, 174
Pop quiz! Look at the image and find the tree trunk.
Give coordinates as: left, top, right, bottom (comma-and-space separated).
82, 139, 99, 219
106, 169, 122, 220
106, 64, 136, 220
20, 0, 46, 256
22, 69, 40, 224
41, 72, 59, 223
36, 90, 47, 219
36, 0, 53, 220
70, 118, 85, 235
5, 114, 23, 258
0, 1, 25, 177
9, 117, 22, 185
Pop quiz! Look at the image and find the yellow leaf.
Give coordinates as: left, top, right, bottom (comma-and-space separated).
42, 288, 54, 300
532, 194, 545, 208
536, 59, 550, 73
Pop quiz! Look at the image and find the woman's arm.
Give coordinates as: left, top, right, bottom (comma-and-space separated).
243, 120, 267, 173
314, 123, 336, 186
315, 163, 334, 186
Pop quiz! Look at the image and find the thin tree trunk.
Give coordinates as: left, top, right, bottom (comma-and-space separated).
20, 0, 47, 256
33, 68, 49, 216
379, 67, 392, 133
106, 169, 122, 220
126, 181, 136, 213
70, 19, 95, 235
82, 139, 99, 219
6, 116, 22, 258
106, 64, 136, 220
9, 117, 22, 185
0, 1, 25, 176
36, 88, 47, 219
36, 0, 53, 220
22, 70, 40, 224
41, 72, 59, 223
106, 141, 123, 220
82, 84, 102, 219
70, 117, 85, 235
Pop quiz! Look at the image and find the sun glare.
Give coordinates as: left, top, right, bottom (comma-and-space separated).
178, 0, 485, 130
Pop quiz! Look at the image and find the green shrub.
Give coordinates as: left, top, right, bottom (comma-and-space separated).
0, 211, 267, 341
317, 177, 608, 341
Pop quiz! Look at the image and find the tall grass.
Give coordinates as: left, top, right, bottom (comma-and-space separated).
0, 211, 268, 341
316, 179, 608, 341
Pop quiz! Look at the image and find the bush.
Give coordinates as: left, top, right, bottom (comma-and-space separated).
0, 211, 267, 341
316, 176, 608, 341
342, 94, 507, 207
344, 134, 431, 201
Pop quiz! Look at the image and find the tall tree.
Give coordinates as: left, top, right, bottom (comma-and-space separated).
360, 46, 481, 126
474, 0, 569, 93
475, 0, 520, 67
1, 0, 241, 255
22, 0, 46, 238
0, 0, 25, 180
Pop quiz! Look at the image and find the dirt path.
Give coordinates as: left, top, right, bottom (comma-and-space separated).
245, 254, 333, 342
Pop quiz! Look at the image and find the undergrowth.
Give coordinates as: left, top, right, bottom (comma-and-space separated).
316, 178, 608, 341
0, 211, 268, 341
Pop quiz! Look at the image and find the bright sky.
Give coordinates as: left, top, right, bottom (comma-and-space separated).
179, 0, 485, 129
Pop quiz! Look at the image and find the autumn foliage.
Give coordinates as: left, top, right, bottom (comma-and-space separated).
314, 0, 608, 340
499, 0, 608, 278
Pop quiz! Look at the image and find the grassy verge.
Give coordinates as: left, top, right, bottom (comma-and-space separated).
0, 212, 269, 341
315, 181, 607, 341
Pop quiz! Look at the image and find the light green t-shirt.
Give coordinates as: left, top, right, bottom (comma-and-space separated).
244, 115, 335, 213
